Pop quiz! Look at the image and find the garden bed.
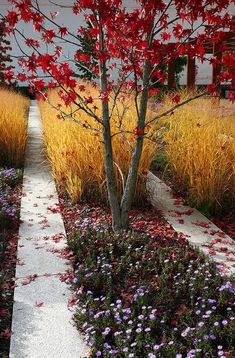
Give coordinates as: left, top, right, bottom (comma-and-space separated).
0, 169, 23, 357
59, 196, 235, 358
150, 96, 235, 242
210, 211, 235, 241
151, 154, 235, 243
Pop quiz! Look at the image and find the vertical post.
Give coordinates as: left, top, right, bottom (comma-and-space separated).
212, 41, 222, 90
168, 59, 176, 90
187, 56, 196, 90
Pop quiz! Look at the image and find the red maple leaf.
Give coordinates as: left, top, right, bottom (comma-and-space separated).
171, 94, 181, 104
0, 328, 13, 339
58, 27, 68, 37
0, 308, 9, 317
134, 127, 144, 137
34, 301, 44, 308
209, 249, 217, 255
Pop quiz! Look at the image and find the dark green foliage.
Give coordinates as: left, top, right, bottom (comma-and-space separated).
68, 226, 235, 357
175, 57, 187, 84
75, 21, 98, 81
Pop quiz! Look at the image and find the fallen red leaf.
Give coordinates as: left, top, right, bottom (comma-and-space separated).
34, 301, 44, 308
0, 308, 9, 317
0, 328, 13, 339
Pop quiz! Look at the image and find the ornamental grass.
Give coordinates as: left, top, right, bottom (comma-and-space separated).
0, 87, 29, 168
39, 84, 157, 204
162, 91, 235, 214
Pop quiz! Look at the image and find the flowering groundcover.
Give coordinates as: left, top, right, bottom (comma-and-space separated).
0, 168, 22, 357
66, 221, 235, 358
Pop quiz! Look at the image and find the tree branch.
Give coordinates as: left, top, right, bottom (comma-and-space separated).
146, 91, 207, 126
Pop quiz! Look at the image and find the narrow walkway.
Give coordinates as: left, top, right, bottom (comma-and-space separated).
147, 172, 235, 275
10, 102, 89, 358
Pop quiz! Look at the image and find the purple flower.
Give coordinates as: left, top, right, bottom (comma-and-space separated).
208, 299, 216, 304
154, 343, 164, 350
136, 328, 142, 333
154, 345, 160, 350
219, 282, 235, 293
110, 349, 119, 355
114, 331, 122, 336
210, 335, 216, 340
222, 320, 228, 325
102, 327, 111, 336
96, 351, 102, 357
103, 342, 111, 349
214, 322, 219, 326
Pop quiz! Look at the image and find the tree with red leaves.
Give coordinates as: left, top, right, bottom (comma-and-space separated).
1, 0, 234, 231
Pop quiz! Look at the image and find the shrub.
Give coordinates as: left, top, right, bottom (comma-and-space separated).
0, 88, 29, 168
67, 226, 235, 357
39, 85, 157, 204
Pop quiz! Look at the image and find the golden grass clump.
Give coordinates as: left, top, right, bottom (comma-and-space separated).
163, 91, 235, 212
0, 87, 29, 168
39, 84, 157, 204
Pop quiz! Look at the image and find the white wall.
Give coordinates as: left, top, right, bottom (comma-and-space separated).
0, 0, 234, 85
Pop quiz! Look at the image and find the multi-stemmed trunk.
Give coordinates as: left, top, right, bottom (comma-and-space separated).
101, 59, 151, 231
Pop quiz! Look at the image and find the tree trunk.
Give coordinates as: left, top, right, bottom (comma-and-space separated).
103, 119, 122, 231
99, 25, 152, 231
120, 61, 151, 229
99, 31, 121, 231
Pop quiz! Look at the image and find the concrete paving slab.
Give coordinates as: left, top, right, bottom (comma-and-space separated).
10, 276, 89, 358
10, 101, 90, 358
147, 171, 235, 275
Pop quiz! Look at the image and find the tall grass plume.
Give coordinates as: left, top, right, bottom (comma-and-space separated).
163, 91, 235, 213
0, 87, 29, 168
39, 84, 157, 204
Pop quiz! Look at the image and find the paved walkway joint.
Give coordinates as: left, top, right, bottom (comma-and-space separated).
10, 101, 89, 358
147, 171, 235, 275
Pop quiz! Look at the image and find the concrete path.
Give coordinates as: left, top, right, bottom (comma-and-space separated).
147, 171, 235, 275
10, 101, 89, 358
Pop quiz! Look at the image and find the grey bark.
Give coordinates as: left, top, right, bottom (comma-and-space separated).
99, 31, 122, 231
120, 61, 151, 228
